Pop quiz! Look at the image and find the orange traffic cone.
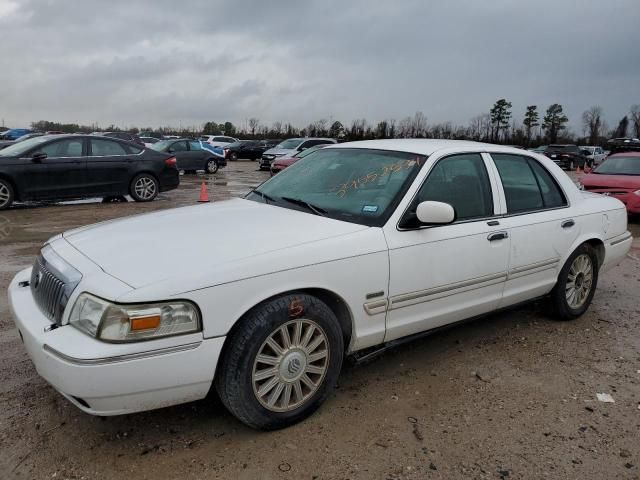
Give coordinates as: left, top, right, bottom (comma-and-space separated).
197, 181, 210, 203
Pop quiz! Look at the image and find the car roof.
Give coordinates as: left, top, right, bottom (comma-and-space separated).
609, 151, 640, 158
326, 139, 530, 156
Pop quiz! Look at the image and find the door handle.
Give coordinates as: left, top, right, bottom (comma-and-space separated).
561, 219, 575, 229
487, 231, 509, 242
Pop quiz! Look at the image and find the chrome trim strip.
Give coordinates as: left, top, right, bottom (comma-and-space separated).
507, 257, 559, 280
389, 271, 507, 310
509, 257, 559, 275
43, 341, 201, 366
610, 233, 632, 247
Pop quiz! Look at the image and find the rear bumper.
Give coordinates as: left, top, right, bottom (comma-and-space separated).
602, 231, 633, 272
159, 169, 180, 191
9, 268, 224, 416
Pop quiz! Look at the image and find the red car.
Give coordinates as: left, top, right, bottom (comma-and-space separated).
270, 144, 328, 176
579, 152, 640, 214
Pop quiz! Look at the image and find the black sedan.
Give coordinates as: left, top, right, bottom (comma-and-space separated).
0, 135, 179, 210
151, 139, 227, 173
545, 144, 590, 170
223, 139, 279, 161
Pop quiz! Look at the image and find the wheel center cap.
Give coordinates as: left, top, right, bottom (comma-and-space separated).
279, 350, 307, 382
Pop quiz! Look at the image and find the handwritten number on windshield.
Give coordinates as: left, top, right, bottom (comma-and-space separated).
333, 158, 420, 197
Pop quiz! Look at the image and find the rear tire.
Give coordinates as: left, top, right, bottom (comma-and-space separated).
215, 293, 344, 430
549, 244, 599, 320
0, 178, 14, 210
129, 173, 159, 202
229, 152, 238, 161
205, 159, 219, 174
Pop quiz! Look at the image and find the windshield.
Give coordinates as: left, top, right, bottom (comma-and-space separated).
150, 140, 171, 151
593, 156, 640, 175
275, 138, 303, 150
0, 136, 53, 157
248, 148, 426, 226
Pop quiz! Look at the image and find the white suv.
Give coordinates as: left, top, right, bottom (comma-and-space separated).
200, 135, 238, 148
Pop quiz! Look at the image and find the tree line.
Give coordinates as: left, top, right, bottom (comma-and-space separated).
26, 101, 640, 146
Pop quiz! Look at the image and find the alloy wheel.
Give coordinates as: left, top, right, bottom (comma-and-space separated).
134, 176, 157, 200
0, 182, 10, 208
252, 319, 330, 412
566, 253, 593, 309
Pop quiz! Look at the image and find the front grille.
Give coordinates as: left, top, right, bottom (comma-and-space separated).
31, 257, 66, 323
29, 246, 82, 324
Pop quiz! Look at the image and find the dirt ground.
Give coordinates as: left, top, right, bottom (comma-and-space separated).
1, 161, 639, 480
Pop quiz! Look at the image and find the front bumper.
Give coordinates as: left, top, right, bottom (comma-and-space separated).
9, 267, 224, 416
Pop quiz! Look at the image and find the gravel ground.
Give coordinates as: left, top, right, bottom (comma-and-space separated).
0, 162, 638, 480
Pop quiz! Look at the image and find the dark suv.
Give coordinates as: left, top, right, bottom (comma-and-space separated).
102, 131, 145, 147
545, 144, 590, 170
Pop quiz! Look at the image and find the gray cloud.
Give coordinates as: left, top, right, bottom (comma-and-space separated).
1, 0, 639, 131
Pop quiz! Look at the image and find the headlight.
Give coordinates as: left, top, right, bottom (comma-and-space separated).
69, 293, 200, 342
634, 189, 640, 197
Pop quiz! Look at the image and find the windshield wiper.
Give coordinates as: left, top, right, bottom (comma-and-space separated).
250, 189, 276, 204
280, 196, 328, 216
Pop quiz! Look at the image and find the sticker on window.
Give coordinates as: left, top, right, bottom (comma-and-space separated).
362, 205, 379, 213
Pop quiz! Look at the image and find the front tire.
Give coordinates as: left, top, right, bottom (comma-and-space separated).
549, 244, 599, 320
129, 173, 159, 202
0, 178, 14, 210
205, 159, 219, 174
215, 293, 344, 430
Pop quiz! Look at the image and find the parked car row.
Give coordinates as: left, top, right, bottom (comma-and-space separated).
259, 137, 337, 170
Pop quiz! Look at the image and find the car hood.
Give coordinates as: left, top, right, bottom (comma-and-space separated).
580, 173, 640, 189
262, 147, 296, 156
62, 198, 368, 290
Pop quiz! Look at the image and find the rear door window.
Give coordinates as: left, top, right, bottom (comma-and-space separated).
492, 154, 567, 213
170, 141, 188, 152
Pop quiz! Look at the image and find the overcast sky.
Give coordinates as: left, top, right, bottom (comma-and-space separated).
1, 0, 639, 132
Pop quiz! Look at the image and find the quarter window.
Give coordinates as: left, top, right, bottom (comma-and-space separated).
414, 153, 494, 221
90, 139, 128, 156
492, 154, 566, 213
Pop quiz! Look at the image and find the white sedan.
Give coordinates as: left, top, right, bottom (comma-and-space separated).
9, 140, 632, 430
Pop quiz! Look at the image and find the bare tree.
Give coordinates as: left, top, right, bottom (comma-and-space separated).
630, 105, 640, 138
410, 111, 428, 137
582, 106, 603, 145
248, 117, 260, 136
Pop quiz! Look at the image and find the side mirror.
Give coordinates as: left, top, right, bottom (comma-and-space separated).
416, 201, 456, 225
167, 148, 174, 153
32, 152, 47, 162
298, 146, 308, 151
